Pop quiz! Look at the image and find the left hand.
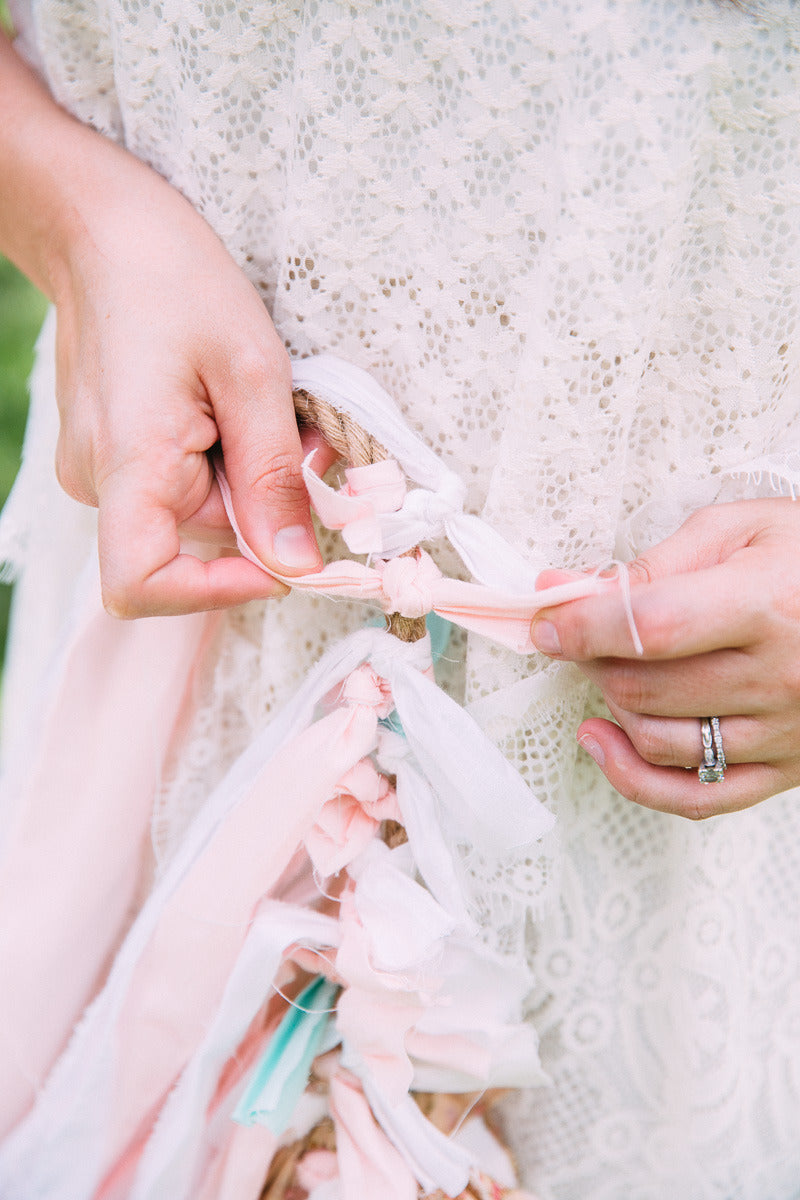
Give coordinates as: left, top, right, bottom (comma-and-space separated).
530, 498, 800, 819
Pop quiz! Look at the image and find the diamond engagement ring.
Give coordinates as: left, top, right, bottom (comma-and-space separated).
698, 716, 726, 784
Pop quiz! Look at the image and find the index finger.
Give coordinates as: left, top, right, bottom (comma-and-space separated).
531, 562, 765, 662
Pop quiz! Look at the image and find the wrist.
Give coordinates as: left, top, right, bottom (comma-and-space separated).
0, 33, 195, 304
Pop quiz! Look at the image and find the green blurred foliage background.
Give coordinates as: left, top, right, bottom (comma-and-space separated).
1, 0, 48, 663
0, 257, 47, 663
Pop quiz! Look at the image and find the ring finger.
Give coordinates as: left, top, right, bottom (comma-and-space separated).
576, 717, 784, 819
604, 700, 785, 768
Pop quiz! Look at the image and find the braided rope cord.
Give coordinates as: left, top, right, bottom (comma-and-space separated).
293, 388, 427, 643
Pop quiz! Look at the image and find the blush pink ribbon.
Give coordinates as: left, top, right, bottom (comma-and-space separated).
217, 459, 605, 655
329, 1069, 417, 1200
0, 565, 218, 1141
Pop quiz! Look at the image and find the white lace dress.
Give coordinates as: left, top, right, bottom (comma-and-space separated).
4, 0, 800, 1195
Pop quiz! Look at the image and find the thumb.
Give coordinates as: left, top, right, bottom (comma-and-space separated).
213, 349, 323, 576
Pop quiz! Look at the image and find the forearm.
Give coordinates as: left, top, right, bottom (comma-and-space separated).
0, 32, 179, 302
0, 32, 85, 296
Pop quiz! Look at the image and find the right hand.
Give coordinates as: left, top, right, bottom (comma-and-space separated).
0, 31, 330, 617
52, 143, 329, 617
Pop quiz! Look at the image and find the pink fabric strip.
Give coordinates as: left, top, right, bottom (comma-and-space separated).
210, 1124, 278, 1200
329, 1071, 417, 1200
102, 701, 380, 1173
0, 576, 216, 1138
216, 464, 602, 653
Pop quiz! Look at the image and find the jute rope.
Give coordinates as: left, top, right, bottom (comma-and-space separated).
293, 389, 388, 469
259, 1117, 336, 1200
293, 388, 427, 643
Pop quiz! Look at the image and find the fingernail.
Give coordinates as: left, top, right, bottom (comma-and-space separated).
273, 525, 320, 570
531, 619, 562, 656
578, 734, 605, 769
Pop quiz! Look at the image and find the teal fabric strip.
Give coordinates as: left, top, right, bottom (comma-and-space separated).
232, 975, 340, 1134
426, 612, 453, 666
371, 612, 454, 737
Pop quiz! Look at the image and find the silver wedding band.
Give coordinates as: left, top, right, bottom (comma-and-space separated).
698, 716, 726, 784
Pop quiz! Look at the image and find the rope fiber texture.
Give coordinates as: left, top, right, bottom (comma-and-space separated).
294, 388, 428, 643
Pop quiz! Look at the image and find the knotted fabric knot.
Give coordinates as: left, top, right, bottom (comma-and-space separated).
379, 551, 443, 619
401, 472, 466, 538
305, 758, 399, 877
375, 728, 408, 775
340, 461, 406, 511
332, 759, 397, 820
340, 665, 395, 718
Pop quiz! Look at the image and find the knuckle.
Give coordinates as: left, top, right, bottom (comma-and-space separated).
626, 553, 657, 587
633, 722, 672, 767
142, 439, 188, 489
682, 506, 712, 535
634, 601, 680, 657
55, 437, 96, 506
753, 595, 778, 642
680, 506, 721, 552
232, 342, 291, 397
101, 584, 141, 621
163, 406, 214, 459
232, 346, 271, 394
602, 663, 647, 712
247, 448, 306, 504
54, 444, 79, 499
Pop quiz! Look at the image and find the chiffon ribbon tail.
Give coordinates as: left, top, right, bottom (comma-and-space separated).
359, 1074, 474, 1197
328, 1071, 418, 1200
0, 558, 216, 1141
444, 510, 545, 590
378, 652, 554, 853
391, 758, 473, 927
103, 702, 379, 1177
202, 1124, 279, 1200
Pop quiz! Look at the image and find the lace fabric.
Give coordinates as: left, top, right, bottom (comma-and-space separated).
4, 0, 800, 1194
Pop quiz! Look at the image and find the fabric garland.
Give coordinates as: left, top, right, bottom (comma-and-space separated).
0, 353, 637, 1199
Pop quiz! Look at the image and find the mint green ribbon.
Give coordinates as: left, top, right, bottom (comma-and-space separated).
232, 975, 340, 1134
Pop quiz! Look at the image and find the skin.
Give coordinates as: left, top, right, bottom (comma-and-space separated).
0, 32, 337, 617
2, 42, 797, 822
531, 498, 800, 820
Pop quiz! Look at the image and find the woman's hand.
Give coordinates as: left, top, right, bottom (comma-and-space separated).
1, 33, 329, 617
54, 148, 331, 617
531, 499, 800, 819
